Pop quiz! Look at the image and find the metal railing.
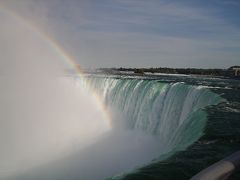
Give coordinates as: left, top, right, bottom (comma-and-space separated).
191, 151, 240, 180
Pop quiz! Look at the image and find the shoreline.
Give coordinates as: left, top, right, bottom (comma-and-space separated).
95, 67, 240, 80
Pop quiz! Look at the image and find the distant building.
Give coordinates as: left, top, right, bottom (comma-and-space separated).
233, 67, 240, 76
228, 66, 240, 78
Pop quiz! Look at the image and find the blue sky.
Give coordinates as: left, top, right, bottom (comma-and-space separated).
1, 0, 240, 68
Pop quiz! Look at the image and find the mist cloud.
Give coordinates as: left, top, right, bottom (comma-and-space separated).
0, 8, 110, 178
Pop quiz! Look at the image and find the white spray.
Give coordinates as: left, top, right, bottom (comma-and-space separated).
0, 10, 110, 178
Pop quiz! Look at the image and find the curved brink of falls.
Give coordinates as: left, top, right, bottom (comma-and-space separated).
82, 76, 224, 160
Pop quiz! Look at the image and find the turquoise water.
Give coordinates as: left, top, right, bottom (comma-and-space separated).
76, 75, 240, 179
79, 74, 240, 179
82, 77, 223, 159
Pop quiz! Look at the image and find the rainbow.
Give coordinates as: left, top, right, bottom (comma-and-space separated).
0, 7, 112, 128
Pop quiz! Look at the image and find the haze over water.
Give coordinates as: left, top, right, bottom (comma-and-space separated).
0, 10, 111, 179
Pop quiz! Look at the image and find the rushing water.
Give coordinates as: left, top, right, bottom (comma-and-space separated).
80, 73, 240, 180
81, 76, 223, 156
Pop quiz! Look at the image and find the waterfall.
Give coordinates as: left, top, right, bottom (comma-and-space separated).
8, 75, 224, 180
80, 76, 223, 154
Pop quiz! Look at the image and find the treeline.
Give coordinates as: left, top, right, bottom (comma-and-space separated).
99, 66, 239, 77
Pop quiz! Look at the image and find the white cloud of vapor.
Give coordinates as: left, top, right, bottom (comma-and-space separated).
0, 7, 110, 178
